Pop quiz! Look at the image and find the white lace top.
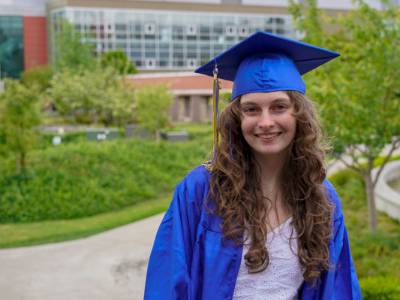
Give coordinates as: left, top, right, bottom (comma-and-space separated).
232, 217, 304, 300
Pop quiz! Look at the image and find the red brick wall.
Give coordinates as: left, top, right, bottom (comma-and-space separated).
23, 16, 48, 70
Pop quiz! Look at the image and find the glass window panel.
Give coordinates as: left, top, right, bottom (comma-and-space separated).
115, 24, 127, 31
186, 35, 197, 41
173, 43, 183, 51
160, 51, 169, 59
116, 42, 127, 48
131, 51, 142, 59
199, 25, 209, 35
159, 60, 169, 67
173, 52, 183, 59
116, 33, 127, 39
173, 60, 184, 67
145, 52, 156, 58
159, 42, 169, 51
145, 43, 156, 51
0, 16, 23, 78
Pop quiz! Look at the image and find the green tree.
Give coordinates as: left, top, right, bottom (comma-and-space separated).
48, 67, 135, 126
0, 80, 41, 173
21, 65, 54, 93
135, 85, 173, 140
100, 50, 137, 75
53, 21, 96, 72
289, 0, 400, 231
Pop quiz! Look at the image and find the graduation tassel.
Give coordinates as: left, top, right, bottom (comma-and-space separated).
212, 63, 220, 163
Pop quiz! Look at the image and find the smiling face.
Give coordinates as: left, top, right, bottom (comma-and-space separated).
240, 91, 297, 160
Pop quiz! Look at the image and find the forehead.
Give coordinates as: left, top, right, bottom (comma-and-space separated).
240, 91, 291, 104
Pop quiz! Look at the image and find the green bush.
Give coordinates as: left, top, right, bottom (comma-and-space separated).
171, 123, 212, 141
329, 167, 400, 281
0, 138, 211, 223
329, 168, 365, 210
360, 277, 400, 300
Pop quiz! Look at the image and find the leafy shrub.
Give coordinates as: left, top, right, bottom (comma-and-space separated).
329, 168, 365, 210
329, 168, 400, 281
360, 277, 400, 300
171, 123, 212, 141
0, 138, 211, 222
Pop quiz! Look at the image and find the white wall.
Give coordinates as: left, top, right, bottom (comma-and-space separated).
0, 0, 47, 16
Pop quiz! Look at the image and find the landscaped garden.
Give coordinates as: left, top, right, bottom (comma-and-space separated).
0, 124, 399, 299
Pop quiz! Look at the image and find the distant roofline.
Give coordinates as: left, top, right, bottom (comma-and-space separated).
127, 72, 204, 79
171, 88, 231, 96
47, 0, 349, 15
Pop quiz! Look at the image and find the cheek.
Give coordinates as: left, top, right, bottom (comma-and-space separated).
240, 117, 253, 136
284, 114, 297, 132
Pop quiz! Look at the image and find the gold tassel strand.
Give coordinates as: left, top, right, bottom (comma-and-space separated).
212, 64, 220, 163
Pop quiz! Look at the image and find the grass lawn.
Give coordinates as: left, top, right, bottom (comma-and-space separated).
0, 195, 170, 248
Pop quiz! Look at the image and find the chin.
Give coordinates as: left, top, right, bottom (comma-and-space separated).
252, 144, 291, 158
256, 150, 285, 157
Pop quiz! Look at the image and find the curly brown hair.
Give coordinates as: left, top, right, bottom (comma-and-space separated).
208, 91, 333, 283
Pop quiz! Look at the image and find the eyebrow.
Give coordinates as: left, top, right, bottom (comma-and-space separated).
240, 98, 291, 105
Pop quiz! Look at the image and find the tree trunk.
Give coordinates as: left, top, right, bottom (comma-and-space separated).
16, 152, 26, 174
16, 154, 21, 174
364, 172, 377, 232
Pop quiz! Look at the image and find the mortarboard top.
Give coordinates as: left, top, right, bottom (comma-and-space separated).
195, 31, 339, 99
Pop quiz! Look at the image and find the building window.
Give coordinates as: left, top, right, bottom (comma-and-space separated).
225, 25, 236, 36
187, 59, 197, 68
49, 8, 294, 72
144, 23, 156, 35
186, 24, 197, 35
0, 16, 23, 78
238, 25, 249, 37
145, 58, 156, 68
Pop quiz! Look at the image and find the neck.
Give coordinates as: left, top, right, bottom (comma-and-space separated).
253, 151, 288, 197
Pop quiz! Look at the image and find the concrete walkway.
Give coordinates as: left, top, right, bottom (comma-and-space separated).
0, 214, 163, 300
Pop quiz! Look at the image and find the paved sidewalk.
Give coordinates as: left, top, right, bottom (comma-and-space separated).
0, 214, 163, 300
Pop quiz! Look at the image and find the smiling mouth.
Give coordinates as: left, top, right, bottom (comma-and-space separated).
255, 132, 282, 140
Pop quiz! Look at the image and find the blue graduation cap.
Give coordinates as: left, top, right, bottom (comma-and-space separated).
195, 31, 339, 162
195, 31, 339, 99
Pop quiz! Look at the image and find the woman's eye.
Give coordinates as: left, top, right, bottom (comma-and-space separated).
242, 107, 258, 114
272, 105, 287, 112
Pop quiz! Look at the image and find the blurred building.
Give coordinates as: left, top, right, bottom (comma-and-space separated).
0, 0, 396, 121
0, 0, 389, 78
0, 0, 48, 78
46, 0, 387, 73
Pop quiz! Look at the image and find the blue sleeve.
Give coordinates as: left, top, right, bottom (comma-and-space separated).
143, 166, 209, 300
325, 180, 363, 300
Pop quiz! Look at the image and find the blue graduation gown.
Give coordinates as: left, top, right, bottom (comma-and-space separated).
144, 165, 362, 300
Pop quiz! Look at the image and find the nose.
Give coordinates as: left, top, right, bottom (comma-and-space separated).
257, 110, 275, 129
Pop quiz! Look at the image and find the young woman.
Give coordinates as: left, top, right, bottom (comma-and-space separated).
144, 32, 362, 300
